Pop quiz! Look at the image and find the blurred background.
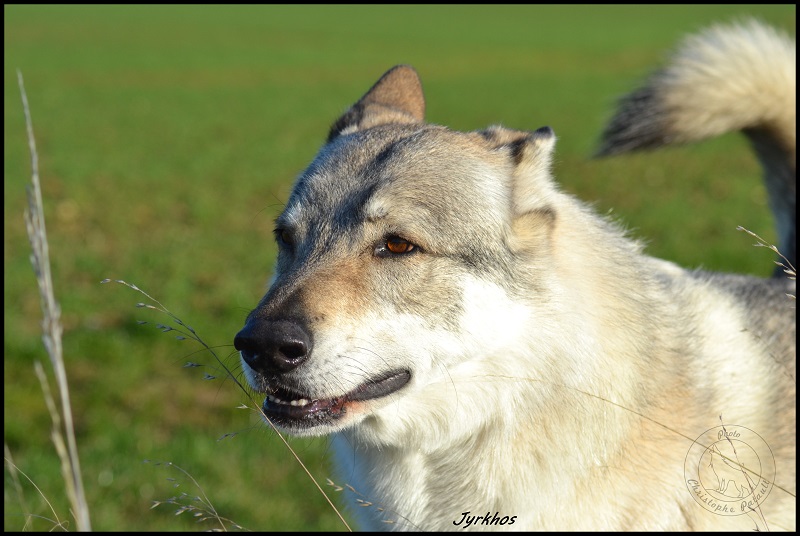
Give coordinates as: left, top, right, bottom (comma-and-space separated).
4, 5, 795, 531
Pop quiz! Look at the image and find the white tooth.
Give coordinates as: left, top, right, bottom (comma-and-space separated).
269, 393, 312, 406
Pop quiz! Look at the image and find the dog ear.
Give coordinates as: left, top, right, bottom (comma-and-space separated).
482, 125, 558, 215
507, 126, 556, 175
327, 65, 426, 142
479, 125, 559, 252
509, 129, 558, 254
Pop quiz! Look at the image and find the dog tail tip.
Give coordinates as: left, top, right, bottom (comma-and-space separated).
593, 85, 667, 158
595, 19, 796, 159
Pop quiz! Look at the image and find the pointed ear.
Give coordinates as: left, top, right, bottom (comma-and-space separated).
327, 65, 425, 142
508, 127, 558, 253
482, 125, 558, 215
509, 126, 557, 213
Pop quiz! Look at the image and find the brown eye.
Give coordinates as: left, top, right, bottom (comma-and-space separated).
275, 228, 294, 247
385, 236, 415, 255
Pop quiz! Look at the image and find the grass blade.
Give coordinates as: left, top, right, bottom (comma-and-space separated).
19, 70, 92, 532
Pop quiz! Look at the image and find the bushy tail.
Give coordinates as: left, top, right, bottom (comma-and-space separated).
596, 20, 796, 274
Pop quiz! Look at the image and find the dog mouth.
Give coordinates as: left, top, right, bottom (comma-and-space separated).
259, 370, 411, 428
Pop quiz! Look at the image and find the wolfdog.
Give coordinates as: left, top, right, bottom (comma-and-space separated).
235, 20, 795, 530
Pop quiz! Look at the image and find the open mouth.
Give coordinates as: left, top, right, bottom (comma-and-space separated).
260, 370, 411, 429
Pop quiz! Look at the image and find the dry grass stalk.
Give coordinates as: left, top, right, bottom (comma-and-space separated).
147, 460, 246, 531
737, 225, 797, 297
19, 70, 92, 531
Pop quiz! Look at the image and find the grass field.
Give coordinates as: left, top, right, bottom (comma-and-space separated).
4, 5, 795, 531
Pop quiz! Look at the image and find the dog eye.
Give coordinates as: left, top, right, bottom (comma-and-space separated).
378, 235, 416, 256
274, 228, 294, 248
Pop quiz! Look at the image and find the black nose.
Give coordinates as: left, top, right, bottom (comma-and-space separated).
234, 319, 312, 374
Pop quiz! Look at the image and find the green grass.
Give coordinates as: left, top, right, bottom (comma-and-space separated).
4, 4, 795, 531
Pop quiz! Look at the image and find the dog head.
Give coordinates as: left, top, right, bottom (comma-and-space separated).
234, 66, 561, 444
